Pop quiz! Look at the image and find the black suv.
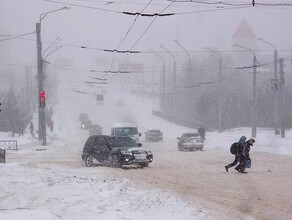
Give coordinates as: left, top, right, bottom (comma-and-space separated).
81, 135, 153, 168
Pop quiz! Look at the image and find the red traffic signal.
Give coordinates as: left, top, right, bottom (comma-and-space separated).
40, 90, 46, 108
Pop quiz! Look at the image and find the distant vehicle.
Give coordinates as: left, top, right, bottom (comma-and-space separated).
177, 132, 204, 151
96, 94, 104, 105
116, 100, 124, 107
89, 124, 102, 136
81, 120, 93, 130
78, 113, 89, 123
81, 135, 153, 168
145, 129, 163, 142
111, 122, 141, 143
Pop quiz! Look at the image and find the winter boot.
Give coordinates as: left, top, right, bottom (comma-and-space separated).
235, 166, 241, 173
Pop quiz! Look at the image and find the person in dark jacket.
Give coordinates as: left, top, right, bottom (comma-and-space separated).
197, 125, 206, 140
235, 138, 255, 173
29, 122, 34, 136
225, 136, 246, 172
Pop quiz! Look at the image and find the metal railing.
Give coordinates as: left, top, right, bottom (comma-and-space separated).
0, 140, 18, 151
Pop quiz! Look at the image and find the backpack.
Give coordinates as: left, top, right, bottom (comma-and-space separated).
230, 142, 238, 154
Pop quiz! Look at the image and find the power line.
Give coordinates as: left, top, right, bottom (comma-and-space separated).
108, 0, 176, 81
107, 0, 154, 75
7, 35, 292, 54
0, 31, 36, 42
43, 0, 123, 13
168, 0, 292, 7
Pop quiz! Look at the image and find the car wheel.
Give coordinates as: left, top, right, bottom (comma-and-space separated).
140, 163, 149, 168
85, 156, 93, 167
111, 155, 122, 168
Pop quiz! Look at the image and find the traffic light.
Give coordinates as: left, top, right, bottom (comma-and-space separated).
0, 102, 1, 112
40, 90, 46, 108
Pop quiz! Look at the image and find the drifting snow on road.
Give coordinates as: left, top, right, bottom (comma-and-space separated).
0, 138, 213, 220
1, 86, 292, 220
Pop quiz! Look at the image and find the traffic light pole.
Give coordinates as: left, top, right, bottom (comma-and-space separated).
36, 22, 46, 146
252, 55, 257, 138
279, 58, 285, 138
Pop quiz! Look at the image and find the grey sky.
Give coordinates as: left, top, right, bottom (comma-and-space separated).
1, 0, 292, 69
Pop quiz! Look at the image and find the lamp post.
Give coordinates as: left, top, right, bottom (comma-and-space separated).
150, 49, 166, 113
206, 47, 223, 132
160, 44, 176, 117
257, 37, 279, 135
36, 6, 69, 145
233, 44, 257, 137
160, 44, 176, 89
174, 39, 191, 83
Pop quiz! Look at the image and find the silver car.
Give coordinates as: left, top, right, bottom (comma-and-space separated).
177, 132, 204, 151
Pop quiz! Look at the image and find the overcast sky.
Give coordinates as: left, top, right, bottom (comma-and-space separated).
1, 0, 292, 70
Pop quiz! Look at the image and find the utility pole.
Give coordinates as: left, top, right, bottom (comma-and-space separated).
218, 56, 223, 132
160, 44, 176, 90
25, 66, 30, 109
233, 44, 257, 137
206, 48, 223, 132
279, 58, 285, 138
174, 39, 191, 84
160, 44, 176, 117
36, 22, 46, 146
274, 49, 279, 135
36, 7, 70, 146
152, 66, 155, 94
257, 38, 279, 135
252, 55, 257, 138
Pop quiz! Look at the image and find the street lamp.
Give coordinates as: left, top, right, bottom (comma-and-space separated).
257, 37, 279, 135
160, 44, 176, 117
150, 49, 166, 113
205, 47, 223, 132
36, 6, 70, 145
174, 39, 191, 83
160, 44, 176, 89
233, 43, 257, 138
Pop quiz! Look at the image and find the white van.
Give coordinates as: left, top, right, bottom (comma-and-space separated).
111, 122, 141, 143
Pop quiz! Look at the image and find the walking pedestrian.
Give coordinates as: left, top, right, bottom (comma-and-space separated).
235, 138, 255, 173
225, 136, 246, 173
29, 121, 34, 136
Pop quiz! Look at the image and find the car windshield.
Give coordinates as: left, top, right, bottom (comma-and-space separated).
148, 130, 161, 134
114, 127, 138, 136
184, 133, 199, 138
108, 136, 138, 148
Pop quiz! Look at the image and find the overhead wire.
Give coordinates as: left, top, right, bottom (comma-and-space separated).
107, 0, 176, 81
0, 31, 36, 42
167, 0, 292, 7
43, 0, 123, 13
107, 0, 154, 74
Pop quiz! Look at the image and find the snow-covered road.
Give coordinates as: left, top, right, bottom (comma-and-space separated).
1, 84, 292, 220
